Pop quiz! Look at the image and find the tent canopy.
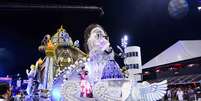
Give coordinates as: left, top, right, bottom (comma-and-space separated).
143, 40, 201, 69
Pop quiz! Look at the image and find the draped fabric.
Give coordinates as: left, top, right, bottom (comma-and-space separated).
43, 57, 54, 89
87, 51, 109, 83
101, 60, 123, 79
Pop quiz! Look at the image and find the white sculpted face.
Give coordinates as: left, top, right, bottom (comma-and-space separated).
87, 27, 110, 51
86, 26, 114, 83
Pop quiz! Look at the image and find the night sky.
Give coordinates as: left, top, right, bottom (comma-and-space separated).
0, 0, 201, 78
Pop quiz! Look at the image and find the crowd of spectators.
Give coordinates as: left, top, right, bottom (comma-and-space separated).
0, 82, 50, 101
164, 85, 201, 101
2, 80, 201, 101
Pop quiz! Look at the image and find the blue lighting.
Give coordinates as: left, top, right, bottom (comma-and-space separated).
52, 88, 61, 101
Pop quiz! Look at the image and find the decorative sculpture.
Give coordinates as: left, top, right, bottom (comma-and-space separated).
84, 24, 123, 84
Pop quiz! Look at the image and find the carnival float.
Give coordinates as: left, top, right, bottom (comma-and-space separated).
25, 24, 167, 101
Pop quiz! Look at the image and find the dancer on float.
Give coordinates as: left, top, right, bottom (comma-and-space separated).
26, 63, 37, 95
79, 67, 93, 98
84, 24, 123, 84
26, 59, 43, 96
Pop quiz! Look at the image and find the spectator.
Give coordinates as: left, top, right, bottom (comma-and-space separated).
167, 89, 172, 101
176, 88, 184, 101
13, 91, 22, 101
0, 82, 12, 101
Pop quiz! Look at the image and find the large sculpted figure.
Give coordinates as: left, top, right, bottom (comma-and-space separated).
84, 24, 167, 101
84, 24, 123, 83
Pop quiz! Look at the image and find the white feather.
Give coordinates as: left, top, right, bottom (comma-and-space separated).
138, 80, 168, 101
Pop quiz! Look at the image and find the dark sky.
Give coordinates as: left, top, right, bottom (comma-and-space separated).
0, 0, 201, 78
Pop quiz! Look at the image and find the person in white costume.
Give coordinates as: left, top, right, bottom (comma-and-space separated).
26, 64, 37, 95
176, 88, 184, 101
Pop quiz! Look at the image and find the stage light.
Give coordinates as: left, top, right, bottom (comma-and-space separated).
187, 64, 194, 67
144, 71, 149, 74
169, 67, 174, 70
124, 35, 128, 41
198, 6, 201, 11
52, 88, 61, 101
143, 71, 150, 76
121, 35, 128, 48
156, 69, 160, 73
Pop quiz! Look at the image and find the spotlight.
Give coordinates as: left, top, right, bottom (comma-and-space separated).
198, 6, 201, 11
121, 35, 128, 48
124, 35, 128, 41
156, 69, 160, 73
144, 71, 149, 74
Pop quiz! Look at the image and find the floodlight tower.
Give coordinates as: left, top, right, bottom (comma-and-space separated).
121, 35, 142, 82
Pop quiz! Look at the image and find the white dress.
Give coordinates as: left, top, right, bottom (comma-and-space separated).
26, 70, 36, 95
87, 50, 109, 83
176, 90, 184, 101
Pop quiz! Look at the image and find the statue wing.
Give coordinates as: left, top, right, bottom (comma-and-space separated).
140, 80, 168, 101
